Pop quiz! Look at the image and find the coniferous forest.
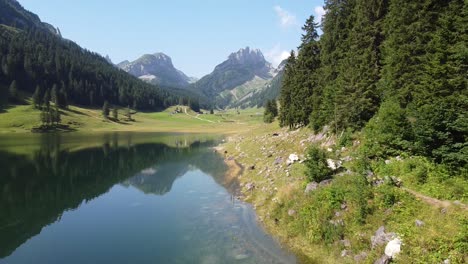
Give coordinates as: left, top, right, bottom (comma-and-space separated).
0, 0, 192, 111
279, 0, 467, 173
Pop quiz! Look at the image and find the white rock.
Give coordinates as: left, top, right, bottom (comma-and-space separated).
326, 159, 342, 170
384, 238, 402, 258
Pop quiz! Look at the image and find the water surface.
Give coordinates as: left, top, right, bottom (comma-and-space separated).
0, 133, 296, 264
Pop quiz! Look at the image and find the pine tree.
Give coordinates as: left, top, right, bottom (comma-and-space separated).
43, 89, 51, 109
8, 80, 18, 102
279, 51, 296, 128
32, 85, 41, 108
102, 101, 109, 118
112, 108, 118, 120
51, 84, 58, 105
125, 106, 132, 121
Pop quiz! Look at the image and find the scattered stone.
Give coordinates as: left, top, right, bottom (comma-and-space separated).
305, 182, 318, 194
288, 209, 296, 216
327, 147, 333, 152
319, 179, 333, 186
245, 182, 255, 191
374, 254, 391, 264
326, 159, 342, 170
385, 159, 391, 164
443, 259, 450, 264
441, 208, 447, 214
342, 156, 352, 162
371, 226, 396, 249
384, 238, 402, 258
287, 154, 299, 165
341, 203, 348, 210
372, 179, 385, 187
395, 156, 402, 161
329, 219, 344, 226
340, 239, 351, 248
354, 252, 368, 262
415, 219, 425, 227
341, 249, 349, 257
274, 157, 283, 165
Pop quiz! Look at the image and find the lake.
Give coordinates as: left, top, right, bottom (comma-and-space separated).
0, 132, 296, 264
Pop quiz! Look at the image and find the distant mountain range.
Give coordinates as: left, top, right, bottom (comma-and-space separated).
119, 47, 285, 108
117, 53, 197, 88
191, 47, 283, 108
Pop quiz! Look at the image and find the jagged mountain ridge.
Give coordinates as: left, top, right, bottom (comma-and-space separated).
191, 47, 278, 108
118, 53, 194, 88
0, 0, 60, 35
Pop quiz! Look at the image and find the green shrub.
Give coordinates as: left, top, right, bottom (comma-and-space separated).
305, 145, 333, 182
263, 112, 274, 123
361, 99, 413, 158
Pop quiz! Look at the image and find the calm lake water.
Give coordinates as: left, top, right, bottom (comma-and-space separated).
0, 133, 296, 264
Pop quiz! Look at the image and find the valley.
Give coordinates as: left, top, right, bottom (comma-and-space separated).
0, 0, 466, 263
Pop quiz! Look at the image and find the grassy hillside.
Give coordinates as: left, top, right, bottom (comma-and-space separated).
0, 103, 263, 134
220, 122, 467, 263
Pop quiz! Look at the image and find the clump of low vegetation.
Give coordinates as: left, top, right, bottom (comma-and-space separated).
304, 145, 333, 182
263, 99, 278, 123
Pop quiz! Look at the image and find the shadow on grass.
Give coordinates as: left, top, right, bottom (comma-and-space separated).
63, 107, 86, 116
31, 124, 77, 133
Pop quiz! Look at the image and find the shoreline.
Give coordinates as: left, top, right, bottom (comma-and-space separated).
215, 134, 322, 264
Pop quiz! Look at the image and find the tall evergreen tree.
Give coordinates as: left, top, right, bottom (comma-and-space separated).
32, 85, 41, 108
51, 84, 58, 105
43, 89, 51, 109
102, 101, 109, 118
8, 80, 18, 102
279, 51, 296, 128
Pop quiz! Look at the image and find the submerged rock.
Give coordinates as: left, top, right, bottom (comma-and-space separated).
233, 254, 249, 260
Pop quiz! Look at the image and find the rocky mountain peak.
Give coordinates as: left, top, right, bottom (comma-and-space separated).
227, 47, 266, 65
117, 52, 191, 87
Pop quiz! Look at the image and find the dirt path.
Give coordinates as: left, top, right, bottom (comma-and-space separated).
184, 107, 216, 123
402, 187, 467, 210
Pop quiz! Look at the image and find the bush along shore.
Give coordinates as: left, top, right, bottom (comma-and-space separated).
220, 123, 467, 264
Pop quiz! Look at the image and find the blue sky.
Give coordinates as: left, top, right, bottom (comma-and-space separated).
19, 0, 325, 78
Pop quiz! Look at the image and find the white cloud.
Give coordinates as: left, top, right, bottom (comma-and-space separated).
265, 44, 291, 68
274, 5, 298, 28
314, 6, 326, 24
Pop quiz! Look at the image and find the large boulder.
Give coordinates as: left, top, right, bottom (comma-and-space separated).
305, 182, 318, 194
287, 154, 299, 165
384, 238, 402, 258
371, 226, 395, 249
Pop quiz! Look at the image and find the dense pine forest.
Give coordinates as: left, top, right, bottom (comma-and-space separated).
279, 0, 467, 173
0, 0, 198, 111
